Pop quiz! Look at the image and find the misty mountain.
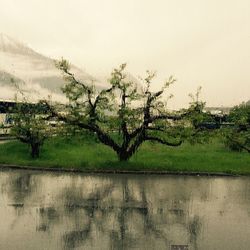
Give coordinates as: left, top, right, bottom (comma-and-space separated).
0, 34, 99, 101
0, 34, 143, 102
0, 70, 25, 87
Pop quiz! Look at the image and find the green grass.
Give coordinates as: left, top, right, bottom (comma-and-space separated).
0, 136, 249, 175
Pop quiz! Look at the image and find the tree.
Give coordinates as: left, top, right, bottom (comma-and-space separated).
10, 101, 52, 158
224, 103, 250, 153
46, 59, 207, 161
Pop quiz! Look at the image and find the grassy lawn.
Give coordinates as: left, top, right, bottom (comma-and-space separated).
0, 136, 249, 175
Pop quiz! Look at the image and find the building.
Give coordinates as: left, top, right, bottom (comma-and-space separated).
0, 100, 17, 125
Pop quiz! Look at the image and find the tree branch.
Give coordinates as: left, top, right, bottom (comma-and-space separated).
42, 100, 121, 153
228, 137, 250, 153
93, 86, 114, 109
145, 136, 182, 147
146, 127, 165, 132
62, 67, 91, 93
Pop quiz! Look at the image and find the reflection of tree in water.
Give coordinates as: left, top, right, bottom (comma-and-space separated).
188, 215, 202, 250
110, 180, 170, 250
59, 178, 171, 250
3, 171, 250, 249
34, 176, 204, 250
3, 172, 38, 204
1, 171, 41, 217
36, 206, 60, 232
62, 183, 114, 249
1, 171, 41, 230
63, 226, 91, 249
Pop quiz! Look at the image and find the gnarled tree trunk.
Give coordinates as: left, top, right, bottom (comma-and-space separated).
31, 143, 40, 158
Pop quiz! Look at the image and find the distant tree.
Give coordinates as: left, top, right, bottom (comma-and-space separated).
223, 103, 250, 153
10, 101, 53, 158
46, 59, 209, 161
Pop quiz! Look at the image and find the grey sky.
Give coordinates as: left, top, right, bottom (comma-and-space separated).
0, 0, 250, 108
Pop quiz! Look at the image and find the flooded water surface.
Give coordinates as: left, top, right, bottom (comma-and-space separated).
0, 168, 250, 250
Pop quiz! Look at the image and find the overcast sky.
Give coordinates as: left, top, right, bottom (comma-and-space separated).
0, 0, 250, 108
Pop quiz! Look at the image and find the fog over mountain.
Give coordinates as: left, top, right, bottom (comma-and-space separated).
0, 33, 144, 103
0, 34, 104, 102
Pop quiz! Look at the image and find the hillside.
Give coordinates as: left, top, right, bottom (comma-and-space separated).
0, 34, 98, 101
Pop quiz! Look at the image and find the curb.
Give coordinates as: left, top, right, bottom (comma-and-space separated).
0, 164, 242, 177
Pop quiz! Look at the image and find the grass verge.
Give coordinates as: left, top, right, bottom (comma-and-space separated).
0, 136, 249, 175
